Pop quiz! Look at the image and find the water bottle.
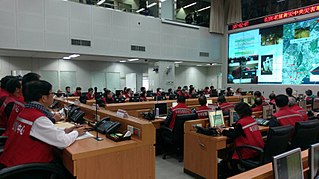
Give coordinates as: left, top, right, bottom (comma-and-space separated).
155, 108, 159, 117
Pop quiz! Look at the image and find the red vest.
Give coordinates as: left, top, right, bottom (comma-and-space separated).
0, 89, 9, 99
272, 106, 303, 127
140, 96, 147, 102
233, 116, 265, 159
290, 104, 308, 121
0, 96, 16, 128
86, 93, 94, 100
0, 108, 53, 167
252, 105, 263, 112
169, 103, 192, 129
3, 101, 25, 136
219, 102, 234, 113
196, 105, 212, 119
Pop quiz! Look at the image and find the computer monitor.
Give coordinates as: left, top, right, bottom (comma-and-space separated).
313, 98, 319, 112
154, 103, 168, 116
262, 105, 273, 119
243, 97, 249, 104
206, 99, 213, 106
251, 97, 255, 105
309, 143, 319, 179
229, 109, 239, 125
146, 90, 153, 97
298, 100, 307, 110
208, 110, 224, 127
240, 91, 247, 95
211, 91, 218, 97
129, 96, 140, 102
273, 148, 304, 179
172, 102, 178, 108
154, 96, 166, 101
114, 97, 125, 103
169, 94, 177, 100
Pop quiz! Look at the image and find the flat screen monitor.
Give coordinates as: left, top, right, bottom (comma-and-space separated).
263, 105, 273, 119
243, 98, 249, 104
251, 98, 255, 105
308, 143, 319, 179
172, 102, 178, 108
169, 94, 177, 100
298, 100, 307, 110
273, 148, 304, 179
229, 109, 239, 125
146, 90, 153, 97
309, 143, 319, 179
154, 103, 168, 116
313, 98, 319, 112
206, 99, 213, 106
208, 110, 224, 127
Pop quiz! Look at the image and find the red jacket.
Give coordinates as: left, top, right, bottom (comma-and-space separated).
86, 93, 94, 100
290, 104, 308, 121
233, 116, 264, 159
0, 108, 53, 167
168, 103, 192, 129
219, 102, 234, 113
0, 89, 9, 99
273, 106, 303, 127
3, 101, 25, 136
196, 105, 212, 119
252, 105, 263, 112
73, 92, 81, 96
0, 95, 16, 128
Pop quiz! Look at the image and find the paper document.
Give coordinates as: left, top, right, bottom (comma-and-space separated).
76, 132, 94, 140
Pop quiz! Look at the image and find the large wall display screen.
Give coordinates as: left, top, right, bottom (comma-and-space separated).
228, 17, 319, 84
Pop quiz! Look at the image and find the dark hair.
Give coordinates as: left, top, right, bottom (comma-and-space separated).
269, 93, 276, 100
168, 88, 172, 92
210, 86, 214, 89
88, 88, 93, 92
6, 78, 21, 94
305, 89, 313, 96
205, 87, 209, 90
24, 80, 52, 102
65, 86, 70, 91
275, 94, 289, 108
217, 95, 226, 103
254, 91, 262, 97
227, 87, 232, 91
1, 76, 15, 89
140, 87, 145, 92
317, 91, 319, 97
177, 95, 186, 103
198, 96, 207, 106
255, 97, 262, 106
76, 87, 81, 91
156, 88, 161, 92
177, 86, 181, 90
285, 87, 293, 96
189, 88, 195, 94
22, 73, 40, 86
235, 102, 252, 118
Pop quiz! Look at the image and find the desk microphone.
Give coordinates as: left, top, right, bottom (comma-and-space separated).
94, 87, 103, 141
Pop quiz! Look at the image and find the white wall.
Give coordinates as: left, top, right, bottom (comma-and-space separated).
0, 56, 147, 92
0, 0, 222, 63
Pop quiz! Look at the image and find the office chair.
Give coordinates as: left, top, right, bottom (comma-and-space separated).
0, 163, 62, 179
0, 136, 8, 155
0, 128, 5, 136
289, 120, 319, 150
234, 125, 294, 170
161, 113, 197, 162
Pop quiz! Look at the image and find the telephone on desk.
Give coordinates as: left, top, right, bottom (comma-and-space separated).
67, 105, 85, 124
195, 126, 218, 136
94, 117, 121, 134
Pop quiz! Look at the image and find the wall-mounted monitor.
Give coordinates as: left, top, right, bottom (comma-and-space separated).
228, 17, 319, 84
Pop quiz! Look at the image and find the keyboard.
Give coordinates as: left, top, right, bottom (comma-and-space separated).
255, 118, 269, 126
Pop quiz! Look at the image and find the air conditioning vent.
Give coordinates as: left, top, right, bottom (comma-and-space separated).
71, 39, 91, 47
199, 52, 209, 57
131, 45, 146, 52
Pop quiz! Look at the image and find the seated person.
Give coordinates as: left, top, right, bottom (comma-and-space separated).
226, 87, 234, 96
286, 87, 296, 100
0, 80, 86, 171
269, 95, 304, 127
124, 88, 132, 99
234, 88, 242, 96
209, 86, 216, 96
164, 95, 192, 129
65, 86, 73, 97
305, 89, 315, 104
218, 95, 234, 115
288, 97, 308, 121
86, 88, 94, 100
203, 86, 209, 95
253, 91, 265, 101
189, 88, 197, 98
73, 87, 82, 96
269, 92, 276, 106
219, 102, 264, 167
155, 88, 162, 97
140, 87, 147, 102
251, 97, 262, 112
167, 88, 174, 95
196, 96, 212, 119
103, 90, 114, 104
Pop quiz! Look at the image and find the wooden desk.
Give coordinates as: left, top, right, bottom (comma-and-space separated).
229, 150, 309, 179
183, 119, 268, 179
58, 101, 156, 179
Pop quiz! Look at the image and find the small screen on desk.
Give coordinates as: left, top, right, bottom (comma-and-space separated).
262, 105, 273, 119
309, 143, 319, 179
206, 99, 213, 106
273, 148, 303, 179
230, 109, 239, 125
155, 103, 168, 116
208, 110, 224, 127
172, 102, 178, 108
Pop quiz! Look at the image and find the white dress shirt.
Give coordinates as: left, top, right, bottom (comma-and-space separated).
30, 116, 78, 148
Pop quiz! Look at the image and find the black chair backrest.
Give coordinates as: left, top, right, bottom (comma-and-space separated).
263, 125, 294, 163
172, 113, 197, 149
169, 94, 177, 100
290, 120, 319, 150
129, 97, 140, 102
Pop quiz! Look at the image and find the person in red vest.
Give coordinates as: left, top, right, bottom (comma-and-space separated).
0, 78, 22, 128
251, 97, 263, 112
73, 87, 82, 96
269, 94, 304, 127
164, 95, 192, 129
253, 91, 265, 101
220, 102, 264, 168
196, 96, 212, 119
103, 89, 114, 104
0, 80, 86, 173
0, 76, 15, 101
218, 95, 234, 115
269, 92, 276, 106
86, 88, 94, 100
203, 86, 209, 95
288, 97, 308, 121
139, 87, 147, 102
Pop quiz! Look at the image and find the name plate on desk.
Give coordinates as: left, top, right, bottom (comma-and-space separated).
116, 109, 129, 118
